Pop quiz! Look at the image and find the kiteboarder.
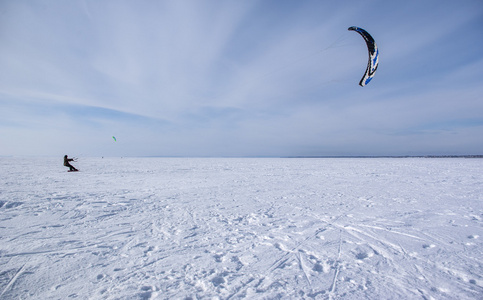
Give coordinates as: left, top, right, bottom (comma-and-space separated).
64, 155, 78, 172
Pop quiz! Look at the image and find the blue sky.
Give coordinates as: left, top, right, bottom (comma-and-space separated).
1, 0, 482, 157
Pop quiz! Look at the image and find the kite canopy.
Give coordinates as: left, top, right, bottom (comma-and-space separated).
348, 26, 379, 86
112, 136, 117, 142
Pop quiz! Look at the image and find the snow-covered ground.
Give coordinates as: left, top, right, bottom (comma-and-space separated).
0, 157, 482, 299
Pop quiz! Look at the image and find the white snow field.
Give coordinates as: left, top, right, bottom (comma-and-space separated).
0, 157, 482, 299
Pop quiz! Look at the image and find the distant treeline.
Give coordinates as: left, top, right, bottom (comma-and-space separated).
286, 155, 483, 158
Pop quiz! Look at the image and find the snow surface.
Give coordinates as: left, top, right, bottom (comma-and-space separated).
0, 157, 482, 299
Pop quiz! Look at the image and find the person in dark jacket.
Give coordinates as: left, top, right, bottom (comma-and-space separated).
64, 155, 78, 171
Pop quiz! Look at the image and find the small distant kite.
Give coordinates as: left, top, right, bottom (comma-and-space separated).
112, 136, 117, 142
348, 26, 379, 87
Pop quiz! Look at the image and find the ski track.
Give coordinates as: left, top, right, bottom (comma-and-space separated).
0, 157, 482, 299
